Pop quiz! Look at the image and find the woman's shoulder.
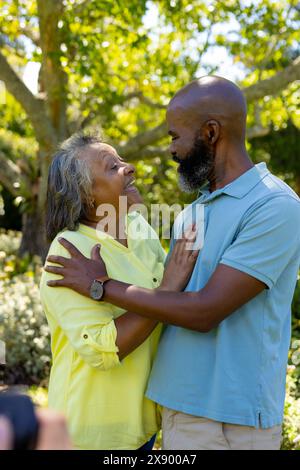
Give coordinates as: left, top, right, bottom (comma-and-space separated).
48, 228, 86, 256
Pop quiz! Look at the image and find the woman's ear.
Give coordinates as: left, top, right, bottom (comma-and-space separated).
203, 119, 220, 144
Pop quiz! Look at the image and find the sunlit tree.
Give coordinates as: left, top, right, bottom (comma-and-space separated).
0, 0, 299, 256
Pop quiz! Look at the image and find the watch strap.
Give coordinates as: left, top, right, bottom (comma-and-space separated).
95, 275, 110, 284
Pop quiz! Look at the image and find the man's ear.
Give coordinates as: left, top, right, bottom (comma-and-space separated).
202, 120, 220, 144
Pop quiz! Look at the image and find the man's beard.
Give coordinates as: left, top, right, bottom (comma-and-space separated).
173, 137, 215, 193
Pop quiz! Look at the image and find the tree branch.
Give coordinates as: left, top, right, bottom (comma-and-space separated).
119, 56, 300, 159
125, 147, 170, 162
196, 19, 214, 64
247, 125, 270, 140
19, 26, 40, 47
122, 91, 167, 109
244, 56, 300, 102
115, 122, 167, 158
72, 0, 92, 15
0, 51, 57, 148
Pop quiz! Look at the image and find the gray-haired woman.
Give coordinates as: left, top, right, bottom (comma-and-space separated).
40, 132, 197, 450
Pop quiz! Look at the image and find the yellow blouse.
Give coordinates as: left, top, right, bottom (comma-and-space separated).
40, 212, 166, 450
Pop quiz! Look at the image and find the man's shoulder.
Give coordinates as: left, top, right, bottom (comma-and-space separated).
244, 170, 300, 220
260, 171, 300, 202
243, 186, 300, 235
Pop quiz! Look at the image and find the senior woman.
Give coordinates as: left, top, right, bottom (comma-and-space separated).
40, 133, 197, 450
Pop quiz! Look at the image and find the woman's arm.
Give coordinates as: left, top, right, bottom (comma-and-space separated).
114, 312, 158, 360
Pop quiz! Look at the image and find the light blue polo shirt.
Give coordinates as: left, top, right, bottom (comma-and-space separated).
146, 162, 300, 428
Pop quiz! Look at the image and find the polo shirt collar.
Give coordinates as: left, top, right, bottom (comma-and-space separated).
197, 162, 270, 203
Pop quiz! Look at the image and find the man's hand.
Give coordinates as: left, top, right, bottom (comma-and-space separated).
45, 238, 107, 297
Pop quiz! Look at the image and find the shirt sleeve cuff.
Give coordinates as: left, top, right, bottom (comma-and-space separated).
82, 322, 120, 371
220, 258, 274, 290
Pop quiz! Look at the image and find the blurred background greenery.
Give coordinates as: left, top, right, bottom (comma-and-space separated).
0, 0, 299, 450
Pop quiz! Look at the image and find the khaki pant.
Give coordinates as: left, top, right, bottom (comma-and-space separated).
162, 407, 282, 450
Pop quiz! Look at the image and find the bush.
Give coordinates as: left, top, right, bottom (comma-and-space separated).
0, 229, 42, 280
0, 273, 51, 386
0, 229, 21, 255
281, 366, 300, 450
292, 276, 300, 337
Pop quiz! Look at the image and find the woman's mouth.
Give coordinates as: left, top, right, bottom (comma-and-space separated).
124, 179, 138, 192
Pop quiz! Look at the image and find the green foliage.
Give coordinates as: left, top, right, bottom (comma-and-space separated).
284, 279, 300, 450
1, 0, 298, 152
0, 0, 299, 249
0, 94, 34, 138
0, 229, 41, 279
0, 228, 21, 255
0, 272, 51, 386
281, 366, 300, 450
292, 277, 300, 335
0, 231, 50, 386
250, 121, 300, 191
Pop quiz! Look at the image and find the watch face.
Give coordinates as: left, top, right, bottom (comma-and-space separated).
90, 280, 104, 300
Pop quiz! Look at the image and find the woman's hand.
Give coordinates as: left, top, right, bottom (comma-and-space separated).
159, 225, 199, 292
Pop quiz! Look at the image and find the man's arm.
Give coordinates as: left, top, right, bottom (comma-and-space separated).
103, 264, 265, 332
45, 239, 265, 333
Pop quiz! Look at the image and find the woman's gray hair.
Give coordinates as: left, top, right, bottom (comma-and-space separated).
46, 132, 101, 241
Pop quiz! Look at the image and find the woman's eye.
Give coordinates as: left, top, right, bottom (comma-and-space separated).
111, 164, 118, 170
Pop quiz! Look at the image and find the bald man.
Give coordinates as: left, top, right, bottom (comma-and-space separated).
46, 76, 300, 450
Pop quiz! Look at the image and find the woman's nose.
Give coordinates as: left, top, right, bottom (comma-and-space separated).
124, 163, 135, 175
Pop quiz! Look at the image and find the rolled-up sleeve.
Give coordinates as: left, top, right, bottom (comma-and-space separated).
43, 294, 121, 371
80, 322, 120, 370
40, 239, 121, 371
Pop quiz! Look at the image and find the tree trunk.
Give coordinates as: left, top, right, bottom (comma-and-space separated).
19, 141, 58, 260
19, 200, 50, 261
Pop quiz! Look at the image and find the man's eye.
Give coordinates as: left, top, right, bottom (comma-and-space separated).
111, 164, 118, 170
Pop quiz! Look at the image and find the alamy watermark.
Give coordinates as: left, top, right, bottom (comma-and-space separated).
94, 196, 205, 251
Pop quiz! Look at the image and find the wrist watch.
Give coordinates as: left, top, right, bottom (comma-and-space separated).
90, 276, 110, 301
